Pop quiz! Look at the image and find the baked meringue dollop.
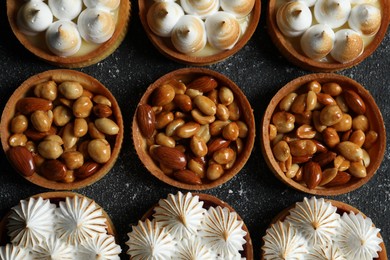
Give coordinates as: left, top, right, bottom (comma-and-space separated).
205, 11, 241, 50
180, 0, 220, 19
220, 0, 255, 19
83, 0, 121, 10
78, 234, 121, 260
0, 244, 29, 260
46, 20, 82, 57
171, 15, 207, 53
31, 235, 75, 260
276, 1, 313, 37
17, 1, 53, 36
77, 8, 116, 44
330, 29, 364, 63
314, 0, 352, 29
147, 2, 185, 37
348, 4, 382, 36
300, 24, 335, 60
48, 0, 83, 20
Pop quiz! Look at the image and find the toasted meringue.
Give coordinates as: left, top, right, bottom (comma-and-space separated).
307, 244, 346, 260
348, 4, 382, 36
300, 24, 335, 60
180, 0, 220, 19
31, 235, 74, 260
330, 29, 364, 63
276, 1, 312, 37
46, 20, 82, 57
0, 244, 29, 260
205, 11, 241, 50
126, 219, 176, 259
220, 0, 255, 19
48, 0, 83, 20
171, 15, 207, 53
314, 0, 352, 29
55, 195, 108, 245
16, 1, 53, 36
262, 221, 308, 260
77, 8, 116, 44
78, 234, 121, 260
153, 191, 206, 239
83, 0, 121, 10
147, 2, 185, 37
7, 197, 56, 248
175, 237, 215, 259
286, 197, 340, 247
199, 206, 246, 258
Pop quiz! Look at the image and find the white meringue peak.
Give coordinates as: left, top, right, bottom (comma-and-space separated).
152, 191, 206, 239
77, 8, 116, 44
147, 1, 185, 37
180, 0, 220, 19
171, 14, 207, 53
300, 24, 335, 60
7, 197, 56, 248
276, 1, 312, 37
205, 11, 241, 50
46, 20, 82, 57
174, 236, 215, 259
17, 1, 53, 36
83, 0, 121, 11
126, 219, 176, 260
314, 0, 352, 29
330, 28, 364, 63
0, 244, 29, 260
55, 195, 107, 245
285, 197, 340, 247
306, 243, 346, 260
262, 220, 308, 260
290, 0, 317, 7
199, 206, 247, 258
78, 234, 121, 260
31, 235, 74, 260
48, 0, 83, 20
334, 212, 383, 260
348, 4, 382, 36
220, 0, 255, 19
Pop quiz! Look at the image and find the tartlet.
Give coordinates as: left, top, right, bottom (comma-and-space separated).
132, 67, 255, 190
267, 0, 390, 72
126, 192, 253, 259
0, 69, 124, 190
261, 73, 386, 195
261, 197, 386, 259
138, 0, 261, 65
0, 191, 119, 259
7, 0, 131, 68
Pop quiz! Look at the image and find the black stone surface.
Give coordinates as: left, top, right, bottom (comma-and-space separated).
0, 1, 389, 259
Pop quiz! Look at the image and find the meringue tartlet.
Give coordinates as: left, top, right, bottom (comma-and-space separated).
267, 0, 390, 72
139, 0, 261, 65
7, 0, 131, 68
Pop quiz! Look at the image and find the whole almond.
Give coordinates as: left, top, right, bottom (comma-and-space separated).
325, 171, 351, 187
16, 97, 53, 114
187, 76, 218, 93
303, 161, 322, 189
152, 84, 175, 106
207, 138, 231, 156
75, 161, 100, 179
173, 169, 202, 185
137, 104, 155, 138
153, 146, 186, 170
39, 159, 67, 181
93, 104, 113, 118
312, 151, 337, 167
343, 90, 366, 115
24, 126, 57, 141
7, 146, 35, 177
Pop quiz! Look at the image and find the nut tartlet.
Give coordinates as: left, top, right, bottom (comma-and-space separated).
138, 0, 261, 66
261, 73, 385, 195
133, 67, 255, 190
0, 191, 119, 258
7, 0, 131, 68
127, 192, 253, 259
261, 197, 386, 259
267, 0, 390, 72
0, 69, 124, 190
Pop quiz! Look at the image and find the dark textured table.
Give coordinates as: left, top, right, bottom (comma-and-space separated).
0, 1, 389, 259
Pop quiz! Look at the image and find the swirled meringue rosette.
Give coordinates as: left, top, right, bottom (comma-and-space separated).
261, 197, 386, 260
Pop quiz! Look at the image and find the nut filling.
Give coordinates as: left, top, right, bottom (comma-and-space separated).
137, 75, 249, 185
270, 80, 378, 189
7, 79, 119, 183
